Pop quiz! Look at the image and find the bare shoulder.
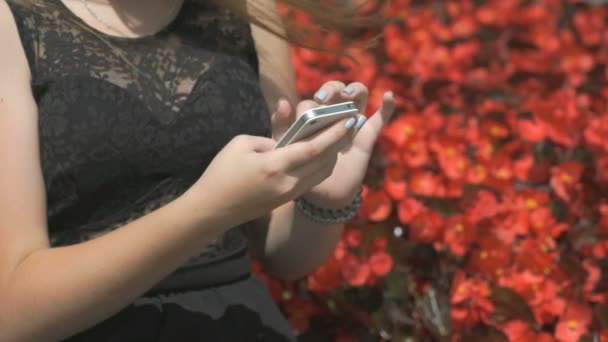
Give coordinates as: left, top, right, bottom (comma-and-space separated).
0, 0, 32, 86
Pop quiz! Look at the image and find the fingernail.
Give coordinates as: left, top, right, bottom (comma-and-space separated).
355, 116, 367, 129
345, 117, 356, 129
343, 86, 354, 95
315, 89, 328, 101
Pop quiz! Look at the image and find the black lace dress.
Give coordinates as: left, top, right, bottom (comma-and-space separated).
6, 1, 296, 341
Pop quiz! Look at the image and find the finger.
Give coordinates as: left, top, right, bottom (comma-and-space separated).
293, 159, 338, 196
366, 91, 396, 140
285, 151, 339, 195
272, 116, 355, 168
287, 146, 338, 179
342, 114, 367, 153
271, 98, 294, 140
294, 99, 318, 120
313, 80, 346, 104
341, 82, 369, 114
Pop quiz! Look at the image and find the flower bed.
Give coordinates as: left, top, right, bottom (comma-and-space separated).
254, 0, 608, 340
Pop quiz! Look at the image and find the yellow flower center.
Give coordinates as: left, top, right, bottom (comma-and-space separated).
480, 251, 488, 259
457, 285, 466, 294
568, 320, 578, 330
496, 168, 509, 179
457, 160, 466, 170
404, 125, 414, 135
455, 223, 464, 232
490, 126, 503, 137
525, 198, 538, 209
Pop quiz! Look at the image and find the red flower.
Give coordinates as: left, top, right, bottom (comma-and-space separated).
465, 190, 502, 224
467, 163, 489, 184
409, 171, 444, 197
555, 302, 592, 342
383, 114, 426, 147
501, 320, 557, 342
369, 237, 389, 253
341, 253, 371, 286
437, 152, 469, 180
344, 228, 363, 248
409, 210, 445, 243
360, 189, 392, 222
397, 197, 426, 224
584, 114, 608, 154
518, 118, 547, 143
402, 137, 430, 168
384, 166, 408, 200
467, 234, 512, 279
368, 251, 394, 277
481, 119, 510, 139
515, 238, 558, 276
529, 207, 568, 239
450, 271, 494, 328
307, 256, 343, 293
582, 260, 608, 303
550, 161, 584, 202
443, 215, 477, 257
282, 296, 323, 334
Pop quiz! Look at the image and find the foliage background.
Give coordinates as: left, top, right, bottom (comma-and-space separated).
252, 0, 608, 340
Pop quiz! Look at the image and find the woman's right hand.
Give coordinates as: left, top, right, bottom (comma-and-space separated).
187, 112, 354, 226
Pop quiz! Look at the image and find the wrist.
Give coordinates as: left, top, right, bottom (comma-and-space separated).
176, 186, 234, 232
300, 186, 362, 209
294, 187, 363, 225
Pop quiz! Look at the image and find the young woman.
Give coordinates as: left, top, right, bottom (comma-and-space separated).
0, 0, 395, 340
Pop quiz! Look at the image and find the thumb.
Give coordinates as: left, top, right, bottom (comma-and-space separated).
271, 98, 294, 141
367, 91, 396, 140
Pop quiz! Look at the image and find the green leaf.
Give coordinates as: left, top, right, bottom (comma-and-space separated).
595, 260, 608, 293
490, 287, 537, 326
419, 287, 452, 339
594, 304, 608, 329
559, 252, 588, 283
384, 270, 409, 300
461, 324, 509, 342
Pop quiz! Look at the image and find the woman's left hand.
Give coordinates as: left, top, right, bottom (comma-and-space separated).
271, 81, 396, 209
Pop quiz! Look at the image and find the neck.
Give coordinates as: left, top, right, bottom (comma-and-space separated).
64, 0, 184, 38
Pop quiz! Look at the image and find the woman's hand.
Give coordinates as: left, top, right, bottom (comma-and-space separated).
271, 81, 396, 209
188, 116, 356, 227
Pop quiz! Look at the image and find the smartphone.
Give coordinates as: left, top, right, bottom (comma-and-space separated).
274, 101, 359, 148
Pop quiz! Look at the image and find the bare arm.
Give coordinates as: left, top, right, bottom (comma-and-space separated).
0, 3, 231, 341
248, 0, 345, 281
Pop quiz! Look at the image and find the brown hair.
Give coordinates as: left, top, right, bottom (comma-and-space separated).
226, 0, 388, 51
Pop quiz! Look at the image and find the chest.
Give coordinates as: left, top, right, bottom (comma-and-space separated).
30, 15, 271, 222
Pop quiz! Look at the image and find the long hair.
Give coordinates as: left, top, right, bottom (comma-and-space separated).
229, 0, 388, 51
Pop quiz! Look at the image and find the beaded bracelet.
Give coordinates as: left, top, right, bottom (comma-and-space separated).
294, 188, 363, 225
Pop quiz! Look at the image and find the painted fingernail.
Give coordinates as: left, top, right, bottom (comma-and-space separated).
345, 117, 356, 129
315, 89, 328, 101
343, 86, 354, 95
355, 116, 367, 129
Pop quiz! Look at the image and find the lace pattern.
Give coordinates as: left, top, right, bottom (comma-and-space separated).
7, 0, 270, 266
